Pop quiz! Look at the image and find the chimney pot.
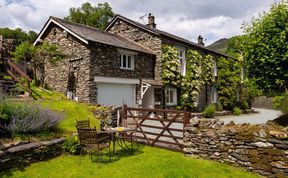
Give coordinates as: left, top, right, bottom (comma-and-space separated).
198, 35, 204, 46
147, 13, 156, 29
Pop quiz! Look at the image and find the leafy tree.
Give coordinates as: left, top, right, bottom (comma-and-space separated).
64, 2, 115, 30
12, 42, 64, 86
243, 0, 288, 94
0, 28, 37, 46
11, 41, 36, 63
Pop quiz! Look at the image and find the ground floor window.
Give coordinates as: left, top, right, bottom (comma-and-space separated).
166, 88, 177, 105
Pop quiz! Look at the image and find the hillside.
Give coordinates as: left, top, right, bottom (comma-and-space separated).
207, 38, 229, 54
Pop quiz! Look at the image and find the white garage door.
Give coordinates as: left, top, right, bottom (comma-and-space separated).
97, 83, 135, 107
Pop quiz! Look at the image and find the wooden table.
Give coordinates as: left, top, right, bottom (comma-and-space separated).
100, 127, 135, 154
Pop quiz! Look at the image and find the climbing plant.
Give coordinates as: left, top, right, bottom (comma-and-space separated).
161, 45, 182, 87
161, 45, 214, 109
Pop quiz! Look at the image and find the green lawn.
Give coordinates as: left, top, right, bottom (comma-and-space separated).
31, 87, 102, 132
1, 145, 260, 178
2, 87, 260, 178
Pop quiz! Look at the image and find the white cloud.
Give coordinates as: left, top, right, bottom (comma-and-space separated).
0, 0, 281, 44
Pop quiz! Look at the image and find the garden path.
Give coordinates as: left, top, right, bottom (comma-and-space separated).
217, 108, 282, 125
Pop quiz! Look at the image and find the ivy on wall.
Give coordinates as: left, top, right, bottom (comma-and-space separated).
161, 45, 214, 109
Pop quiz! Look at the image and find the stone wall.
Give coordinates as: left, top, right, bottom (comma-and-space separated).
43, 25, 92, 103
0, 138, 65, 171
89, 42, 155, 79
253, 96, 274, 109
107, 20, 162, 80
183, 118, 288, 177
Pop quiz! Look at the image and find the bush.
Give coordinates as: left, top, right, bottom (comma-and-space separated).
0, 98, 63, 134
233, 107, 241, 115
240, 101, 249, 110
62, 135, 80, 155
272, 91, 288, 114
203, 104, 216, 118
215, 102, 223, 111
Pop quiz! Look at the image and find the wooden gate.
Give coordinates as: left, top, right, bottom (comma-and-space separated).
121, 104, 190, 151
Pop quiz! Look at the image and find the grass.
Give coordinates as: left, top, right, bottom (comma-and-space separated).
0, 145, 260, 178
31, 87, 102, 132
1, 87, 261, 177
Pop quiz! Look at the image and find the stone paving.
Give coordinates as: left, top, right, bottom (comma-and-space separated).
218, 108, 283, 125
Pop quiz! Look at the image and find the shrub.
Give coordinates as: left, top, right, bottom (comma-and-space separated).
0, 99, 63, 134
62, 135, 80, 155
215, 102, 223, 111
273, 91, 288, 114
240, 101, 249, 110
233, 107, 241, 115
203, 104, 216, 118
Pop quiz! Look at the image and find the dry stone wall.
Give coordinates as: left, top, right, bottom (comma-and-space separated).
0, 138, 65, 171
183, 118, 288, 177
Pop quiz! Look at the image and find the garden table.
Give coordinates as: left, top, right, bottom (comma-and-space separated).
100, 127, 135, 154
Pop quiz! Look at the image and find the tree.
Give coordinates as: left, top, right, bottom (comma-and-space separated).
64, 2, 115, 30
11, 41, 36, 63
0, 28, 37, 46
243, 0, 288, 94
12, 42, 64, 86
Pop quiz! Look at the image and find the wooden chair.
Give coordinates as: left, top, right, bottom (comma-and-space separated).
76, 119, 90, 128
76, 127, 111, 163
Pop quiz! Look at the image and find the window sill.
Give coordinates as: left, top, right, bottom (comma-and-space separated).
120, 67, 134, 70
166, 103, 177, 106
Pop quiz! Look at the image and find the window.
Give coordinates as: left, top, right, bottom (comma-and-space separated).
166, 88, 177, 105
211, 86, 217, 103
176, 46, 186, 75
154, 88, 162, 105
213, 59, 217, 76
120, 54, 134, 70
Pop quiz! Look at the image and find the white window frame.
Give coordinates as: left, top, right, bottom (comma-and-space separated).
211, 86, 217, 104
176, 46, 186, 76
119, 49, 136, 70
213, 59, 217, 77
166, 88, 177, 106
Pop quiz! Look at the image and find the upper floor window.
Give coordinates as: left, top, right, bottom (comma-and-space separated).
213, 59, 217, 76
119, 49, 135, 70
176, 46, 186, 75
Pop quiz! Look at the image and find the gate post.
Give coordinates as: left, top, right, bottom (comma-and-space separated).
122, 104, 128, 120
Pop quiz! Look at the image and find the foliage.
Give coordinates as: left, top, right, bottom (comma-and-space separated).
64, 2, 114, 30
161, 45, 182, 87
161, 45, 215, 109
0, 146, 260, 178
239, 79, 262, 108
31, 86, 100, 132
215, 102, 223, 111
243, 1, 288, 93
203, 104, 216, 118
272, 91, 288, 114
11, 41, 36, 63
0, 99, 63, 134
233, 107, 241, 115
240, 101, 249, 110
62, 135, 80, 155
0, 28, 37, 46
217, 57, 241, 110
12, 42, 64, 86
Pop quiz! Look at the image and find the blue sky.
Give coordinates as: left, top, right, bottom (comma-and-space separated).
0, 0, 279, 45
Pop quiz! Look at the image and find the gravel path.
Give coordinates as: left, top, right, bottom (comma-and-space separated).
217, 108, 283, 125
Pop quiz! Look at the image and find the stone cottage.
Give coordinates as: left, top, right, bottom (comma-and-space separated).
34, 14, 231, 110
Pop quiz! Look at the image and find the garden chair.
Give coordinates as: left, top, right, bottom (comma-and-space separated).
76, 127, 112, 164
76, 119, 90, 128
119, 119, 138, 151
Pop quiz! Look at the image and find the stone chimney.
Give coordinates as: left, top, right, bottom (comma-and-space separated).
198, 35, 204, 46
147, 13, 156, 29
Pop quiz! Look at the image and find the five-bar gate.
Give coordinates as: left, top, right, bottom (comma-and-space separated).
121, 104, 190, 151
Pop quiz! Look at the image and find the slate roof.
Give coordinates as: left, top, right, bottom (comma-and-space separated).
106, 14, 232, 58
37, 16, 155, 55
